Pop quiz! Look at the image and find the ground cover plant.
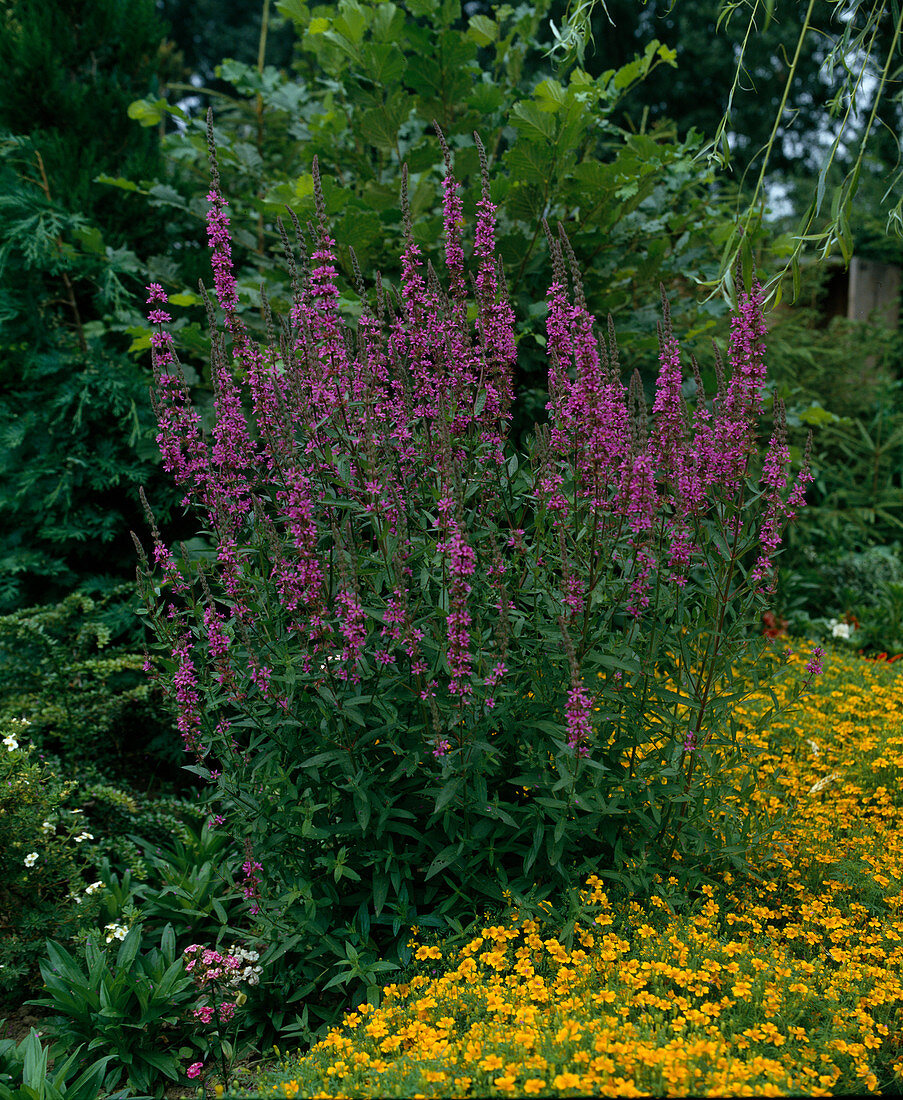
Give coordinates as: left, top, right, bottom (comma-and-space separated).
135, 110, 816, 1061
214, 640, 903, 1097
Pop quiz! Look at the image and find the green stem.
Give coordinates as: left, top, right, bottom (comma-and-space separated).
255, 0, 271, 261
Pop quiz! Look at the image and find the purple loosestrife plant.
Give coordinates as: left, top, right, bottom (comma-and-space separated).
136, 115, 814, 1033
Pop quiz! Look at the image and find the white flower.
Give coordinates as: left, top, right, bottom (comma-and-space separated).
23, 852, 38, 867
831, 622, 852, 639
84, 881, 104, 895
806, 739, 820, 756
73, 832, 94, 844
103, 922, 129, 943
809, 770, 842, 795
41, 820, 54, 834
3, 736, 18, 752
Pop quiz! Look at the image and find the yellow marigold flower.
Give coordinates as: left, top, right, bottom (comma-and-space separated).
552, 1070, 585, 1091
415, 945, 442, 960
555, 1021, 583, 1043
281, 1084, 299, 1099
479, 1055, 504, 1072
493, 1075, 518, 1091
524, 1079, 547, 1094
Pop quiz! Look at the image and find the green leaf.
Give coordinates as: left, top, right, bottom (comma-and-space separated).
362, 42, 405, 86
534, 78, 566, 113
509, 100, 556, 142
168, 291, 202, 307
152, 958, 190, 1002
41, 940, 85, 987
353, 788, 371, 832
372, 873, 389, 918
277, 0, 309, 24
136, 1048, 180, 1080
468, 14, 498, 45
322, 969, 352, 991
503, 142, 556, 186
21, 1030, 48, 1088
359, 93, 410, 153
467, 83, 505, 115
94, 174, 143, 193
433, 777, 462, 814
425, 843, 462, 880
127, 97, 168, 127
799, 404, 840, 427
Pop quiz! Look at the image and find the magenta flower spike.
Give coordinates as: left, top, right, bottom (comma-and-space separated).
650, 292, 685, 480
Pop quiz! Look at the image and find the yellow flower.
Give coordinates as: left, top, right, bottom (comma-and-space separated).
524, 1079, 547, 1094
494, 1075, 518, 1091
415, 945, 442, 960
553, 1072, 582, 1090
480, 1055, 504, 1072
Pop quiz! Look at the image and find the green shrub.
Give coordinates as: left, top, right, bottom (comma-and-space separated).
793, 394, 903, 553
0, 584, 189, 794
0, 719, 104, 998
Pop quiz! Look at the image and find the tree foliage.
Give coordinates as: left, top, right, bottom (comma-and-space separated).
0, 1, 188, 610
538, 0, 903, 302
115, 0, 748, 448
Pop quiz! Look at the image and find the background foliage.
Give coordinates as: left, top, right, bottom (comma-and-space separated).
0, 0, 187, 612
